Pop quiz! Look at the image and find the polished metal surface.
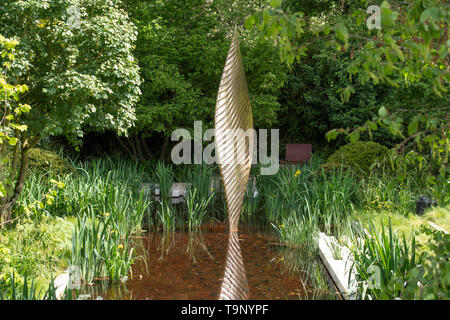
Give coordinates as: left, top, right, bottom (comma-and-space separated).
219, 231, 249, 299
214, 33, 253, 233
215, 33, 253, 300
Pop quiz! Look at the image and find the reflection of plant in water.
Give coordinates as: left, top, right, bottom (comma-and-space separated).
157, 201, 177, 232
76, 279, 131, 300
186, 232, 213, 264
156, 232, 176, 262
271, 247, 337, 300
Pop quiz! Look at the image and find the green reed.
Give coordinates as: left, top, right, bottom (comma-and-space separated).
186, 188, 214, 232
154, 161, 174, 201
347, 218, 417, 300
71, 206, 138, 284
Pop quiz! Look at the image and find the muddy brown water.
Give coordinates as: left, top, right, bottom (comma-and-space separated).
82, 226, 335, 300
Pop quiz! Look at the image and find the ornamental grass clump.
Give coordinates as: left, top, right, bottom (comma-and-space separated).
154, 161, 174, 201
186, 188, 214, 232
71, 204, 143, 284
348, 219, 416, 300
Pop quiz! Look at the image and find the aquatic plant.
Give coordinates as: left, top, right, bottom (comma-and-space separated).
186, 188, 214, 232
348, 219, 416, 300
154, 161, 174, 201
156, 201, 177, 232
71, 205, 142, 284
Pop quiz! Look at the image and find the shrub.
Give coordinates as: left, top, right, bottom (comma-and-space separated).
325, 141, 388, 173
384, 225, 449, 300
27, 148, 74, 177
0, 217, 74, 295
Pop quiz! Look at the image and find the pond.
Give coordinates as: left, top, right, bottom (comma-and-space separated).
78, 225, 338, 300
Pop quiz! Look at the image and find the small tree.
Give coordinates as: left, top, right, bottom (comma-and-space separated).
0, 35, 32, 223
0, 0, 141, 220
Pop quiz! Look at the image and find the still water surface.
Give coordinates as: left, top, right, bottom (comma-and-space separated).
83, 226, 335, 300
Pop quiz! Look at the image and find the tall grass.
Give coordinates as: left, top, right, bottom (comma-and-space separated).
154, 161, 174, 201
348, 219, 417, 300
71, 205, 141, 284
358, 171, 425, 215
186, 189, 214, 232
11, 157, 152, 290
156, 200, 178, 232
259, 161, 357, 244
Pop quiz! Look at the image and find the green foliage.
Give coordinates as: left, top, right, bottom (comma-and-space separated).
186, 189, 214, 232
123, 0, 286, 139
247, 0, 449, 203
154, 161, 174, 201
326, 141, 389, 173
0, 273, 62, 300
27, 148, 74, 177
0, 0, 141, 146
0, 217, 74, 293
278, 43, 394, 146
0, 34, 32, 219
71, 206, 140, 284
357, 172, 422, 215
384, 225, 449, 300
348, 219, 417, 300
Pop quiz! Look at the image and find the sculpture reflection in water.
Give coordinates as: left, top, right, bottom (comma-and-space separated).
215, 32, 253, 300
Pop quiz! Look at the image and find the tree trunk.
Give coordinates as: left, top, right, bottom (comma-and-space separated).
140, 137, 152, 159
127, 137, 138, 161
160, 136, 169, 161
0, 144, 31, 224
115, 135, 133, 159
133, 136, 145, 161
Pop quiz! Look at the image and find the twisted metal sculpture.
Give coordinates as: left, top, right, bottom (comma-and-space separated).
214, 33, 253, 233
215, 33, 253, 300
219, 231, 249, 300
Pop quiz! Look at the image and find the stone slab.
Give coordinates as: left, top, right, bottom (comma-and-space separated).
318, 232, 356, 300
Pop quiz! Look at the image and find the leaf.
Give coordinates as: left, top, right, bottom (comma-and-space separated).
8, 137, 18, 146
349, 131, 360, 142
0, 183, 6, 198
323, 24, 330, 36
271, 0, 283, 8
326, 129, 339, 141
408, 118, 419, 136
336, 24, 348, 41
378, 106, 387, 118
245, 15, 256, 29
368, 121, 378, 131
420, 9, 431, 23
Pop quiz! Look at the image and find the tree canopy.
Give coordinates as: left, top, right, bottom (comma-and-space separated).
0, 0, 141, 146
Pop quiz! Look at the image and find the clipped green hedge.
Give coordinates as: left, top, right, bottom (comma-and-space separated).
325, 141, 388, 173
27, 148, 74, 177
